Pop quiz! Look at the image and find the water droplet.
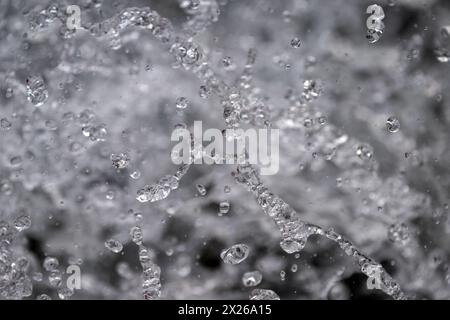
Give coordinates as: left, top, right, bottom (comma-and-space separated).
220, 243, 249, 264
249, 289, 280, 300
219, 201, 230, 214
48, 270, 63, 287
111, 152, 130, 169
242, 270, 262, 287
130, 226, 143, 245
386, 116, 400, 133
175, 97, 189, 109
0, 118, 12, 130
130, 170, 141, 179
13, 215, 31, 231
290, 37, 301, 48
280, 270, 286, 281
388, 223, 410, 244
37, 294, 52, 300
224, 185, 231, 193
43, 257, 59, 271
58, 287, 74, 300
356, 144, 373, 160
196, 184, 207, 196
105, 239, 123, 253
26, 75, 48, 106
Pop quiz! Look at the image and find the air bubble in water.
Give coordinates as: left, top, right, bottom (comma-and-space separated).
220, 243, 250, 265
249, 289, 280, 300
242, 270, 262, 287
105, 239, 123, 253
26, 75, 48, 106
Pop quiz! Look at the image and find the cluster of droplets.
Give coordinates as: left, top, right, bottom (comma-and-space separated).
136, 175, 179, 203
0, 219, 32, 299
76, 109, 108, 142
130, 224, 161, 300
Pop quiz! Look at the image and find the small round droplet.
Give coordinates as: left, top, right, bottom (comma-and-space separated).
58, 288, 74, 300
130, 170, 141, 179
386, 116, 400, 133
242, 270, 262, 287
196, 184, 207, 196
105, 239, 123, 253
219, 201, 230, 215
130, 226, 143, 245
0, 118, 12, 130
175, 97, 189, 110
290, 37, 301, 48
388, 222, 410, 244
13, 215, 31, 231
43, 257, 59, 271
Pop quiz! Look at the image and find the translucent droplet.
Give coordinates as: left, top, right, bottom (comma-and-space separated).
280, 270, 286, 281
386, 116, 400, 133
242, 270, 262, 287
130, 226, 143, 245
224, 185, 231, 193
0, 118, 12, 130
199, 85, 210, 99
220, 243, 249, 265
58, 288, 74, 300
175, 97, 189, 109
105, 239, 123, 253
196, 184, 207, 196
249, 289, 280, 300
290, 37, 301, 48
111, 153, 130, 169
388, 223, 410, 244
219, 201, 230, 214
130, 170, 141, 179
48, 270, 63, 287
37, 294, 52, 300
13, 215, 31, 231
43, 257, 59, 271
26, 75, 48, 106
356, 144, 373, 160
